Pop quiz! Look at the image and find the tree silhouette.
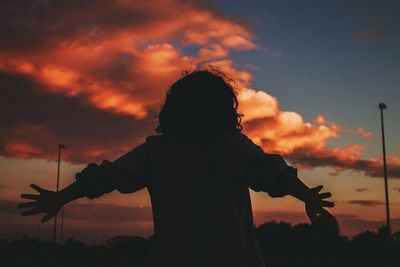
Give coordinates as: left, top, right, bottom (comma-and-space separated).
1, 221, 399, 267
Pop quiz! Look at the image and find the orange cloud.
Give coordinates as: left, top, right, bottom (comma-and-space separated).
314, 115, 327, 125
1, 0, 399, 179
236, 88, 398, 178
355, 128, 373, 139
240, 90, 340, 155
0, 0, 256, 119
4, 142, 43, 159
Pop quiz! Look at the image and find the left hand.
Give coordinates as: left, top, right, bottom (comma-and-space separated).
305, 185, 334, 223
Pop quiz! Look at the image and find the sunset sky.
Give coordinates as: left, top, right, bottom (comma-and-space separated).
1, 0, 400, 244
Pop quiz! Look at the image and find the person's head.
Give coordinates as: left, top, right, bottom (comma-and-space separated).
156, 68, 242, 141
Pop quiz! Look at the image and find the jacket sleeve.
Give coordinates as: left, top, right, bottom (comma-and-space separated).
75, 141, 149, 199
234, 132, 298, 197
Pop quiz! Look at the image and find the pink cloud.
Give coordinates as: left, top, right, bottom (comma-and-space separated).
1, 0, 399, 179
353, 26, 384, 42
355, 128, 373, 139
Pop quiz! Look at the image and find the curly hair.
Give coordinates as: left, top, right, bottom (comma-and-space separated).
156, 68, 243, 140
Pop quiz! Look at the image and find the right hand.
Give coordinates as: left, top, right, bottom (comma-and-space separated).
18, 184, 64, 223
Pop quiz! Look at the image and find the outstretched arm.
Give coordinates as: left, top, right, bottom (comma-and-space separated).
237, 132, 335, 223
18, 140, 150, 223
19, 182, 84, 223
283, 177, 334, 223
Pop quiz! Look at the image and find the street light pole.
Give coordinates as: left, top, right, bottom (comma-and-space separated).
379, 103, 390, 234
60, 205, 64, 244
52, 144, 66, 243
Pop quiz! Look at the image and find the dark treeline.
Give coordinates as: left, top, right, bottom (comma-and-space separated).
1, 220, 399, 267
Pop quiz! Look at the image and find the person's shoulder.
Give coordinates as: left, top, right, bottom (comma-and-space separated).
226, 131, 266, 157
227, 131, 255, 146
145, 134, 164, 144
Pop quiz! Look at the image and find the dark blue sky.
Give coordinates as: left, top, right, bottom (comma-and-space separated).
211, 0, 400, 156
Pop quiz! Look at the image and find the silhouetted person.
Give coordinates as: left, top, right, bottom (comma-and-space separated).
19, 69, 334, 267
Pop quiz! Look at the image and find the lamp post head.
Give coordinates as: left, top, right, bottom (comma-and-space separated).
58, 144, 66, 149
379, 103, 387, 110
